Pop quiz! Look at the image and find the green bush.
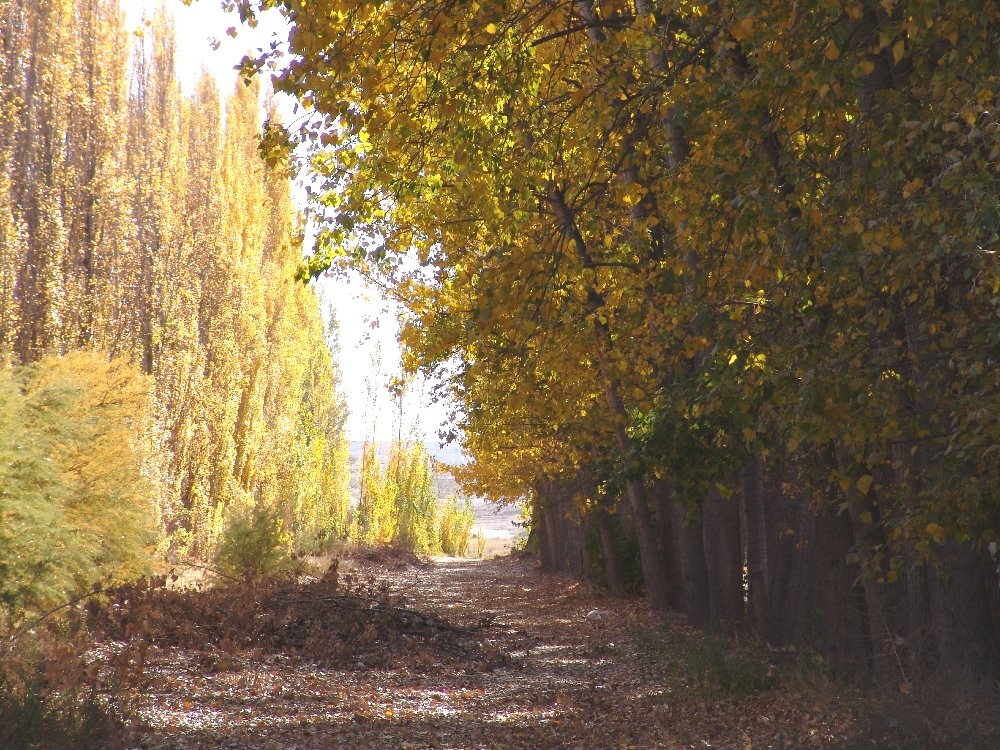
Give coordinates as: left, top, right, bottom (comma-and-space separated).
637, 628, 773, 699
214, 505, 292, 580
687, 635, 772, 697
0, 352, 158, 632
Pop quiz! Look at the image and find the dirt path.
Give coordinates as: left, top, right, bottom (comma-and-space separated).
121, 556, 865, 750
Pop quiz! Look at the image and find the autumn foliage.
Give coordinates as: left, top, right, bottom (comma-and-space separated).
242, 0, 1000, 681
0, 352, 157, 630
0, 0, 351, 590
355, 440, 476, 556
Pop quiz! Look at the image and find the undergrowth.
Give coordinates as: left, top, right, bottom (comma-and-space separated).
0, 613, 130, 750
638, 626, 774, 698
638, 623, 1000, 749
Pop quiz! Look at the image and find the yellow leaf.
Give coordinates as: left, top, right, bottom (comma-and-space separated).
856, 474, 873, 495
902, 178, 923, 198
826, 40, 840, 61
731, 17, 754, 42
892, 40, 905, 64
485, 23, 498, 35
926, 522, 946, 544
859, 59, 876, 76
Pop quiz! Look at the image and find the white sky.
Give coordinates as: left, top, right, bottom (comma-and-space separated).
123, 0, 451, 443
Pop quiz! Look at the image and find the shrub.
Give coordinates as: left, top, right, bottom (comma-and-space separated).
642, 628, 772, 698
0, 352, 159, 632
0, 615, 129, 750
214, 505, 292, 580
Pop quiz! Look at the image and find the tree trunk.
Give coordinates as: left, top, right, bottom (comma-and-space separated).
533, 478, 594, 579
596, 506, 626, 596
741, 453, 771, 641
813, 505, 871, 679
928, 541, 995, 681
624, 476, 671, 610
762, 465, 799, 646
672, 499, 710, 628
702, 484, 743, 628
652, 479, 685, 611
780, 493, 818, 647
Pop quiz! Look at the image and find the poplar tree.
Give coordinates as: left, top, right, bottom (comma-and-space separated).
0, 0, 352, 571
252, 0, 1000, 679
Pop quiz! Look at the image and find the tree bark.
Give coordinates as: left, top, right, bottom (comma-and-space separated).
596, 505, 627, 596
741, 453, 771, 641
672, 498, 710, 628
702, 484, 743, 628
928, 541, 995, 681
652, 480, 685, 611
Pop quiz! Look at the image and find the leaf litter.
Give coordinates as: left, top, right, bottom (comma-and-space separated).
76, 554, 998, 749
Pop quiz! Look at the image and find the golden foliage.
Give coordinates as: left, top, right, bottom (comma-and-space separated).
0, 1, 351, 569
0, 351, 157, 628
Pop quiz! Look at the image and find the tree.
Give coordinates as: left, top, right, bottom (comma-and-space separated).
0, 352, 158, 630
242, 0, 1000, 679
0, 0, 352, 564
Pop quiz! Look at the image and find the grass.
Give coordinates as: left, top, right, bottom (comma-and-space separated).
638, 625, 774, 698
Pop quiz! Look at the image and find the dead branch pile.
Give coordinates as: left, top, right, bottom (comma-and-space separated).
87, 561, 511, 671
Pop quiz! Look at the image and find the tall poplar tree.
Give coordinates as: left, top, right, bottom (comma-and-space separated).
254, 0, 1000, 679
0, 0, 351, 564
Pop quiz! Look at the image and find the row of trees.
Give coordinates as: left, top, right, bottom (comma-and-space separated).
0, 0, 350, 616
356, 440, 476, 556
244, 0, 1000, 682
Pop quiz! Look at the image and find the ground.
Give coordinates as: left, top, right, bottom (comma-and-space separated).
86, 554, 997, 750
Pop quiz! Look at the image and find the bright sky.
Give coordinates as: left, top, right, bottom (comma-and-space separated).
123, 0, 451, 443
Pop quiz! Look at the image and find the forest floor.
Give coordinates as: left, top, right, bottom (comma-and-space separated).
83, 552, 999, 750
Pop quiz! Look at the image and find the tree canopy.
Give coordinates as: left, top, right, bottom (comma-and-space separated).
236, 0, 1000, 679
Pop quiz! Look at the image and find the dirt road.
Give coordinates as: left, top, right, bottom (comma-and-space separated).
118, 556, 879, 749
